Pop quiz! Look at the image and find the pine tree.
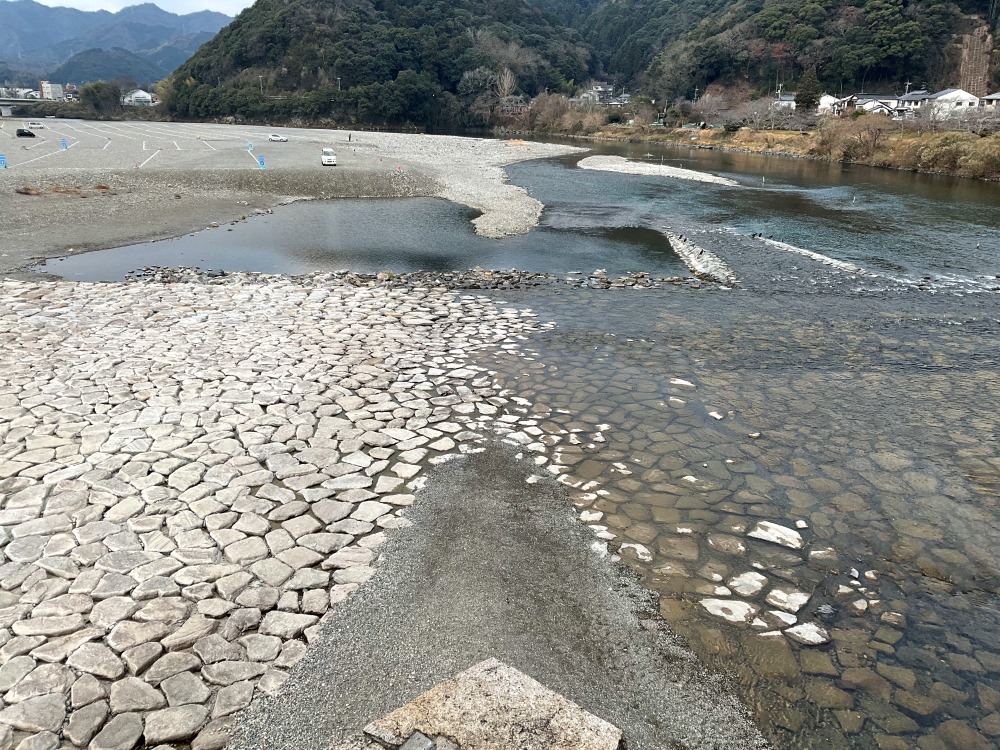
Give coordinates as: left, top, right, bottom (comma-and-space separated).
795, 68, 821, 112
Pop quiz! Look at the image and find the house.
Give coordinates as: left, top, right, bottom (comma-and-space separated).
772, 93, 797, 109
607, 93, 631, 108
899, 88, 979, 118
981, 92, 1000, 109
123, 89, 154, 106
833, 93, 900, 117
817, 94, 840, 114
577, 83, 615, 104
496, 95, 529, 116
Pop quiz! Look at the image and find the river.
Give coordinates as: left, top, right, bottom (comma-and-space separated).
34, 141, 1000, 749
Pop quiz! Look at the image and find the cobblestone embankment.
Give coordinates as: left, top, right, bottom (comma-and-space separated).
0, 276, 548, 749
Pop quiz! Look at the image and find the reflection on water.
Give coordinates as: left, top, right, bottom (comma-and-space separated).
509, 145, 1000, 281
36, 198, 687, 282
481, 286, 1000, 750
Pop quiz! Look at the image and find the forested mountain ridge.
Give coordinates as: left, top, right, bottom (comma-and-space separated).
0, 1, 230, 81
166, 0, 593, 125
537, 0, 998, 99
166, 0, 998, 125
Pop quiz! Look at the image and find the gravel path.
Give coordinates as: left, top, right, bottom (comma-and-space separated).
230, 444, 769, 750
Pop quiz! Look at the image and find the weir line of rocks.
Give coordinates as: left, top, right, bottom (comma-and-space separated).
755, 236, 878, 277
0, 276, 584, 750
119, 267, 703, 291
661, 232, 739, 286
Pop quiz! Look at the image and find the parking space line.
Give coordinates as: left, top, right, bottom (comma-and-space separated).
7, 147, 63, 167
247, 149, 260, 166
174, 141, 180, 150
103, 140, 111, 150
203, 141, 216, 150
81, 127, 137, 141
138, 149, 160, 168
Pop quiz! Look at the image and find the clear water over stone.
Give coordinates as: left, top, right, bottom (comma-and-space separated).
477, 285, 1000, 750
23, 138, 1000, 748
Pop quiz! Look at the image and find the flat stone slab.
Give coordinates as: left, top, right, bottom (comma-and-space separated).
362, 658, 622, 750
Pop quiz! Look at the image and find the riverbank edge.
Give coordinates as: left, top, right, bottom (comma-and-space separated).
502, 126, 1000, 182
0, 130, 583, 277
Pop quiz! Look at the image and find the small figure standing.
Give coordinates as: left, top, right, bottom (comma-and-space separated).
348, 133, 352, 142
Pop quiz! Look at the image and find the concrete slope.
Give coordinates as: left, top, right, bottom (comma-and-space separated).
229, 445, 769, 750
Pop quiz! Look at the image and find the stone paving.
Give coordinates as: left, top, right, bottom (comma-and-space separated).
0, 275, 545, 750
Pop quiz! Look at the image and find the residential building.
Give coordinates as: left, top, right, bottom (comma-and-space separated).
123, 89, 154, 106
772, 93, 797, 109
817, 94, 840, 114
981, 92, 1000, 109
899, 88, 979, 118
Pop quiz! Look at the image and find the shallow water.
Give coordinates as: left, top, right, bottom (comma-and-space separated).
508, 146, 1000, 283
28, 139, 1000, 747
35, 197, 687, 282
37, 139, 1000, 286
479, 285, 1000, 749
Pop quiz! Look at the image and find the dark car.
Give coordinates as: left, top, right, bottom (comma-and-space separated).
15, 128, 35, 138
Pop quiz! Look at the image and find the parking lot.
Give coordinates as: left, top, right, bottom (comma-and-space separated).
0, 118, 361, 172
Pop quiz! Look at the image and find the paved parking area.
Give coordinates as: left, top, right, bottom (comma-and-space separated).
0, 119, 356, 173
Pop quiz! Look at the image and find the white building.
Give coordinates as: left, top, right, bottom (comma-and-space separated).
772, 93, 797, 109
899, 88, 979, 118
38, 81, 64, 100
123, 89, 154, 106
817, 93, 840, 114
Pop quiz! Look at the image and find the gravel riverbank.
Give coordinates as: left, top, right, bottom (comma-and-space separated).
0, 120, 582, 274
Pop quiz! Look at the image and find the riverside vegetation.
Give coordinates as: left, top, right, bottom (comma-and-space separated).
571, 117, 1000, 180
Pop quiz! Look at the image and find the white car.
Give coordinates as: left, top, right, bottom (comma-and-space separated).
267, 134, 287, 142
321, 148, 337, 166
27, 121, 44, 129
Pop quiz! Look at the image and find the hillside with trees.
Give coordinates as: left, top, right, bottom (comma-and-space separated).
47, 47, 168, 86
165, 0, 998, 127
0, 1, 229, 84
541, 0, 998, 101
164, 0, 593, 127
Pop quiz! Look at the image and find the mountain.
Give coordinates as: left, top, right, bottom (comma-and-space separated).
0, 0, 229, 82
165, 0, 594, 126
47, 47, 168, 86
540, 0, 997, 100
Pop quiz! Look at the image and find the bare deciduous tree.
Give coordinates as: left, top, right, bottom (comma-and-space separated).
493, 68, 517, 100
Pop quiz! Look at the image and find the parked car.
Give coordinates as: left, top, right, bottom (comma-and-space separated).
267, 134, 287, 142
27, 121, 44, 129
15, 128, 35, 137
321, 148, 337, 166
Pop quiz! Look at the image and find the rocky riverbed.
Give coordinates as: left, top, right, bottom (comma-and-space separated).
0, 275, 545, 749
0, 273, 772, 750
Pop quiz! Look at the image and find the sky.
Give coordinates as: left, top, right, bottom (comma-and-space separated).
25, 0, 250, 16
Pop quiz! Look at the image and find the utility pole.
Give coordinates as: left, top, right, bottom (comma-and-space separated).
693, 87, 699, 101
337, 77, 341, 91
258, 75, 263, 94
904, 80, 912, 94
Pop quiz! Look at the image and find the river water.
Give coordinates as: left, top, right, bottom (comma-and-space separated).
34, 142, 1000, 748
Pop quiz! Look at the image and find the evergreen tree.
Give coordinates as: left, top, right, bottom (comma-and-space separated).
796, 68, 821, 111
